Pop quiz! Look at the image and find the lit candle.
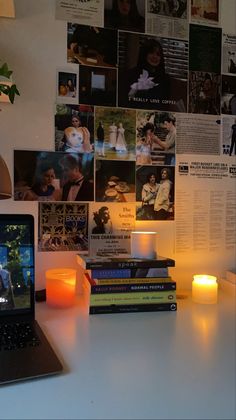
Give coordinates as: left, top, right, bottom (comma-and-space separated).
131, 231, 157, 259
46, 268, 76, 308
192, 274, 218, 304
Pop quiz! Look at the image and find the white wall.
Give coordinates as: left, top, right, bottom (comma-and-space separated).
0, 0, 235, 291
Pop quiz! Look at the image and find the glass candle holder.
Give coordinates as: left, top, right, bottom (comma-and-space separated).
46, 268, 76, 308
192, 274, 218, 304
131, 231, 157, 259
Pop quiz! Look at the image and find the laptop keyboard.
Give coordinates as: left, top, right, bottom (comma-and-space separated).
0, 322, 41, 351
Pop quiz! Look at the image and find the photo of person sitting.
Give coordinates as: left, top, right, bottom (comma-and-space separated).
104, 0, 145, 33
61, 115, 92, 153
59, 154, 94, 202
68, 24, 117, 67
118, 33, 187, 111
23, 162, 61, 201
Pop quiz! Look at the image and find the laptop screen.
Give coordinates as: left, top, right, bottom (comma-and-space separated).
0, 214, 35, 316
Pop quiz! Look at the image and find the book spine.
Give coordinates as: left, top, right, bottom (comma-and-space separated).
91, 277, 173, 285
89, 267, 169, 279
82, 259, 175, 269
90, 291, 176, 306
90, 269, 132, 279
89, 302, 177, 314
90, 281, 176, 293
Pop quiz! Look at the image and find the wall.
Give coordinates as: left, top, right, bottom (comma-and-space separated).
0, 0, 235, 291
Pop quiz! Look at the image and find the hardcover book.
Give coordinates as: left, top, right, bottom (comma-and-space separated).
77, 254, 175, 269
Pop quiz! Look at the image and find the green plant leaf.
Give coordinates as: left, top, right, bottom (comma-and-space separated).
0, 62, 13, 79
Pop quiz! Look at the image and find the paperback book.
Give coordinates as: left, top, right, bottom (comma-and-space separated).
89, 302, 177, 314
77, 254, 175, 269
90, 290, 176, 306
87, 276, 173, 286
86, 274, 176, 292
85, 266, 169, 279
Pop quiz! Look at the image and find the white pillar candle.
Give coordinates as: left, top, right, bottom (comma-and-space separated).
192, 274, 218, 304
131, 231, 157, 259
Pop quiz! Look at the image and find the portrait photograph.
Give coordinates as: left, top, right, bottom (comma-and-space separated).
54, 103, 94, 154
95, 159, 136, 202
79, 65, 117, 107
136, 164, 175, 221
136, 110, 176, 166
67, 23, 118, 68
56, 69, 78, 104
14, 150, 94, 202
118, 31, 188, 112
104, 0, 145, 33
94, 106, 136, 160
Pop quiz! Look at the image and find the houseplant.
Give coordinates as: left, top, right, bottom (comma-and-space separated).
0, 62, 20, 103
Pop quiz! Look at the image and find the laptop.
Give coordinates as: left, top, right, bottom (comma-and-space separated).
0, 214, 63, 385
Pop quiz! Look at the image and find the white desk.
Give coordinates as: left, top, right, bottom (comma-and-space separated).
1, 290, 235, 420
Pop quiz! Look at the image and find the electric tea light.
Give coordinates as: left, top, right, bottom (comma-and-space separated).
192, 274, 218, 304
131, 231, 157, 259
46, 268, 76, 308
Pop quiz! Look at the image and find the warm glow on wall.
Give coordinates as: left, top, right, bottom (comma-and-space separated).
0, 0, 15, 17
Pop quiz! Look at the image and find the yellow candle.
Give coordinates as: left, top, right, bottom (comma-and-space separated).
131, 231, 157, 259
46, 268, 76, 308
192, 274, 218, 304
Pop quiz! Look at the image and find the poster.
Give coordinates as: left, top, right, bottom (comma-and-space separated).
89, 202, 135, 256
94, 106, 136, 161
188, 71, 221, 115
55, 0, 104, 28
175, 155, 236, 254
222, 116, 236, 156
222, 33, 236, 75
146, 0, 188, 39
136, 110, 176, 165
54, 103, 94, 153
176, 113, 221, 155
189, 24, 222, 73
67, 23, 117, 68
118, 31, 188, 112
191, 0, 220, 25
14, 150, 94, 202
38, 202, 88, 252
56, 68, 79, 105
95, 159, 136, 202
136, 164, 175, 221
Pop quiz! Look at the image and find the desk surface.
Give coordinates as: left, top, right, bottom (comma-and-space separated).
1, 290, 235, 420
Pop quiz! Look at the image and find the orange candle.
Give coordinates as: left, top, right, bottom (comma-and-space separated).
192, 274, 218, 304
46, 268, 76, 308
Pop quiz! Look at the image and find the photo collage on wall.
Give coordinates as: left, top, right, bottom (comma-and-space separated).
13, 0, 236, 255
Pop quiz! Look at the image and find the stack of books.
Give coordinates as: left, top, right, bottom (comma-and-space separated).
77, 255, 177, 315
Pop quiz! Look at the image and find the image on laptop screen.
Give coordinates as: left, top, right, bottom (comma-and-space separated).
0, 216, 34, 312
